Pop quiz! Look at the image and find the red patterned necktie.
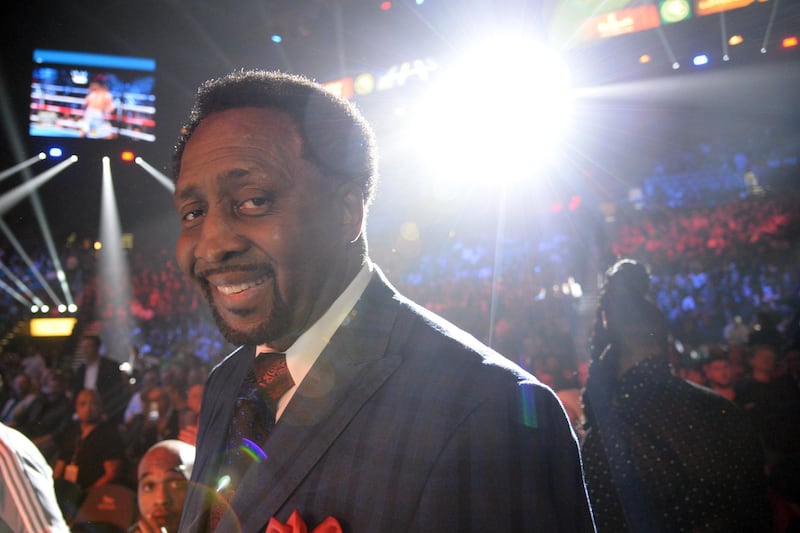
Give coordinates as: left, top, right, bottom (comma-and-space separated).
209, 352, 294, 531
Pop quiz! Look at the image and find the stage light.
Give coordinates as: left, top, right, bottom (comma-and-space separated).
672, 61, 681, 69
48, 147, 63, 158
121, 150, 135, 162
782, 36, 798, 49
639, 54, 652, 64
414, 35, 573, 188
57, 304, 66, 313
761, 47, 767, 54
94, 240, 102, 251
30, 317, 77, 337
40, 304, 49, 313
416, 0, 424, 4
30, 305, 39, 313
271, 34, 283, 44
728, 35, 744, 46
380, 1, 392, 10
692, 54, 709, 66
723, 54, 730, 61
67, 303, 78, 313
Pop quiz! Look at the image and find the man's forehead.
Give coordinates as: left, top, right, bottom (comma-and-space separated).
175, 107, 304, 191
139, 450, 185, 476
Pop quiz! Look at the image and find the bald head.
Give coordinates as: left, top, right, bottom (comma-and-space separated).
137, 440, 196, 533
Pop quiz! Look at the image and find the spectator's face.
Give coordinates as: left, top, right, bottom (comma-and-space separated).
42, 371, 65, 395
703, 359, 732, 387
80, 337, 100, 363
137, 447, 189, 533
75, 390, 102, 424
12, 374, 31, 395
174, 108, 362, 349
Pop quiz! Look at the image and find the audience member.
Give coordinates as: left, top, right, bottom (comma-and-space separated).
0, 421, 70, 532
130, 439, 195, 533
53, 389, 126, 492
702, 350, 736, 401
0, 372, 38, 425
72, 332, 128, 425
723, 314, 750, 347
15, 368, 73, 463
582, 259, 771, 531
178, 383, 202, 446
123, 385, 179, 483
124, 366, 161, 425
735, 344, 800, 469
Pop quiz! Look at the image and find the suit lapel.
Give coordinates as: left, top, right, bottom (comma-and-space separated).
183, 345, 252, 532
226, 272, 410, 532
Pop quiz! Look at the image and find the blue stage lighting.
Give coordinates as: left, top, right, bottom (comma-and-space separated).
693, 54, 709, 66
271, 34, 283, 43
48, 147, 63, 158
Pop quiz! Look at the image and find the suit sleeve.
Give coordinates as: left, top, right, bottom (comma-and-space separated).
409, 381, 595, 532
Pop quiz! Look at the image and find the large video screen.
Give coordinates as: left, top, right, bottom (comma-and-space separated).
29, 49, 156, 142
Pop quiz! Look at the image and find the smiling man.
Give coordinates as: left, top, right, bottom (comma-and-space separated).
173, 70, 594, 532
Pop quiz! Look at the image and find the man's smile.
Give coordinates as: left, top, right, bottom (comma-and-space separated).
214, 275, 270, 296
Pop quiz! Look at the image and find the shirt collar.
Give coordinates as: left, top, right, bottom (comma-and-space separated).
257, 259, 374, 418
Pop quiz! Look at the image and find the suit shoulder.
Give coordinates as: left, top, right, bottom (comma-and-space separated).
396, 294, 538, 383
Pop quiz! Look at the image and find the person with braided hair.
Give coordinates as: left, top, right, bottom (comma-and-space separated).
581, 259, 771, 532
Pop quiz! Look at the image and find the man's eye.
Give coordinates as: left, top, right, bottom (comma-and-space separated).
237, 197, 271, 214
140, 482, 154, 492
182, 208, 204, 222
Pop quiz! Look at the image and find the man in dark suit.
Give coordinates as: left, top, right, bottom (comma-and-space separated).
173, 70, 595, 532
72, 333, 127, 425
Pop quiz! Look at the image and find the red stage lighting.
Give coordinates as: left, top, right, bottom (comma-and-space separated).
121, 150, 135, 162
380, 1, 392, 10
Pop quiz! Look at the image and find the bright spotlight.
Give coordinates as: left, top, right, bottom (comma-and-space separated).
31, 305, 39, 313
271, 34, 283, 43
48, 147, 63, 158
121, 150, 135, 162
414, 36, 573, 188
67, 303, 78, 313
40, 304, 50, 313
692, 54, 709, 66
58, 304, 66, 313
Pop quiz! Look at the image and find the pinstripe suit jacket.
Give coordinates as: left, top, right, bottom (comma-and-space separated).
179, 268, 595, 532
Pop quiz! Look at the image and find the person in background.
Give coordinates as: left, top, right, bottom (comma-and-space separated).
178, 383, 203, 446
702, 349, 736, 401
130, 439, 195, 533
0, 372, 38, 426
124, 366, 161, 425
16, 368, 72, 463
735, 344, 800, 471
172, 70, 594, 532
80, 78, 116, 139
53, 389, 126, 492
0, 421, 69, 532
581, 258, 771, 532
72, 333, 128, 426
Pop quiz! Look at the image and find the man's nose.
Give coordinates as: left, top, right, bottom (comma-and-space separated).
194, 209, 247, 264
154, 482, 173, 504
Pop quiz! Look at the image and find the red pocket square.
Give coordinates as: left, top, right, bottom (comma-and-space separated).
265, 510, 343, 533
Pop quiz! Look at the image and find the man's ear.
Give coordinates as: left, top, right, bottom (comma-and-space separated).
339, 183, 365, 243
